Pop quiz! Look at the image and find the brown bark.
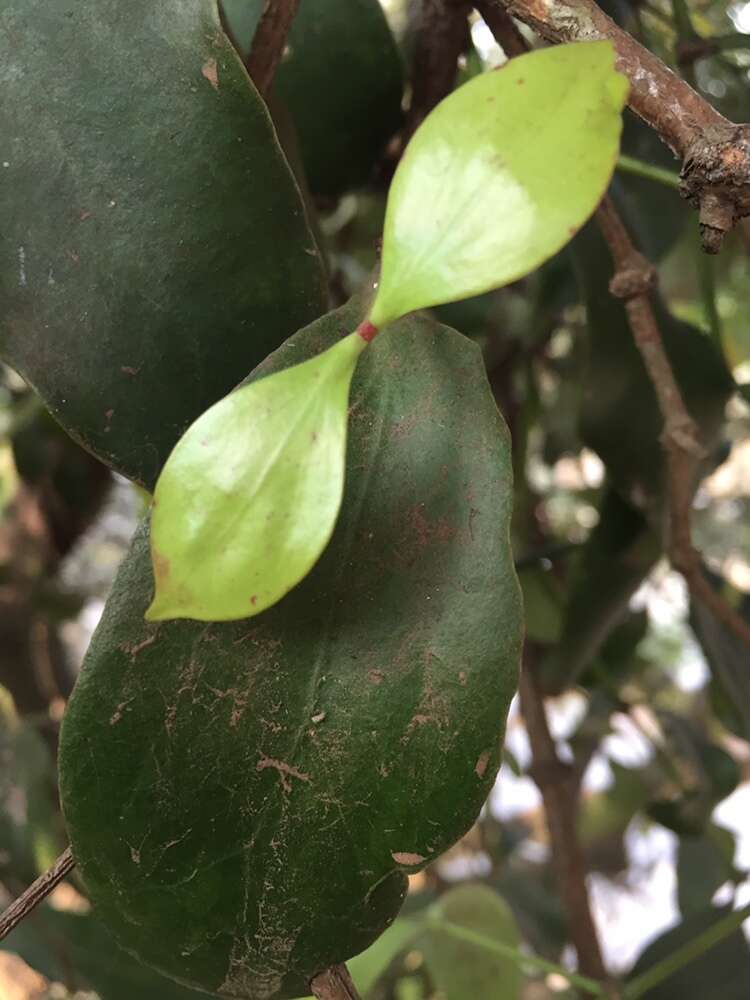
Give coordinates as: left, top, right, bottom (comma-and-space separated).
246, 0, 302, 98
0, 849, 75, 943
406, 0, 472, 138
596, 196, 750, 650
479, 0, 750, 251
519, 660, 612, 989
310, 964, 362, 1000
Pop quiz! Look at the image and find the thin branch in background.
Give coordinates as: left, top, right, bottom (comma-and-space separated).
310, 963, 362, 1000
478, 0, 750, 252
595, 196, 750, 650
246, 0, 301, 98
405, 0, 472, 139
0, 848, 75, 943
474, 1, 528, 58
519, 658, 612, 989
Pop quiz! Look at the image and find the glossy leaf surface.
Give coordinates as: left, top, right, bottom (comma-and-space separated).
0, 0, 326, 490
59, 301, 522, 999
369, 42, 628, 328
148, 333, 366, 622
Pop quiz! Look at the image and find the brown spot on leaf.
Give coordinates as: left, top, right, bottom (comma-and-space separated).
202, 58, 219, 90
153, 551, 170, 584
475, 749, 491, 778
392, 851, 425, 866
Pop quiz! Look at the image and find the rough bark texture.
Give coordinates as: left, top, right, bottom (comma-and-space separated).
481, 0, 750, 251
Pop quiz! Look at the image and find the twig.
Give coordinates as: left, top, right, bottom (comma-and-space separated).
595, 196, 750, 651
0, 848, 75, 942
406, 0, 471, 138
474, 2, 528, 58
246, 0, 301, 98
479, 0, 750, 252
310, 963, 362, 1000
519, 659, 612, 989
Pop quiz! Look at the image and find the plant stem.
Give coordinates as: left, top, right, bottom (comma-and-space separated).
310, 964, 362, 1000
616, 154, 681, 190
595, 196, 750, 651
479, 0, 750, 251
405, 0, 471, 139
696, 236, 722, 346
622, 903, 750, 999
0, 848, 75, 942
474, 1, 528, 58
519, 659, 615, 992
245, 0, 301, 97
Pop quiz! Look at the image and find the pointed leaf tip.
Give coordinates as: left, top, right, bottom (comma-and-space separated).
368, 40, 628, 329
147, 332, 368, 622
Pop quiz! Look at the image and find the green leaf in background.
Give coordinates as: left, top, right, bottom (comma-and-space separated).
347, 917, 421, 995
691, 575, 750, 741
541, 489, 660, 694
626, 906, 750, 1000
420, 885, 523, 1000
0, 687, 64, 886
2, 906, 202, 1000
148, 332, 366, 622
572, 217, 733, 514
677, 826, 737, 917
0, 0, 326, 491
368, 42, 628, 328
220, 0, 404, 198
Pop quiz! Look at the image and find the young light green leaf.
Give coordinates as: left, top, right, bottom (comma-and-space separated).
368, 41, 629, 329
146, 332, 367, 622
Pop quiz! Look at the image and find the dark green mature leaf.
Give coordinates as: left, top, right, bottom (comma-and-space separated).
0, 0, 327, 491
627, 907, 750, 999
221, 0, 404, 197
420, 885, 522, 1000
59, 301, 523, 999
2, 906, 202, 1000
370, 42, 628, 328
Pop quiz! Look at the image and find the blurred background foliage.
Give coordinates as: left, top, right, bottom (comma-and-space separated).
3, 0, 750, 997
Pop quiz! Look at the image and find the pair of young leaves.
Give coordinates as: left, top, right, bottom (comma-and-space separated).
147, 42, 628, 623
